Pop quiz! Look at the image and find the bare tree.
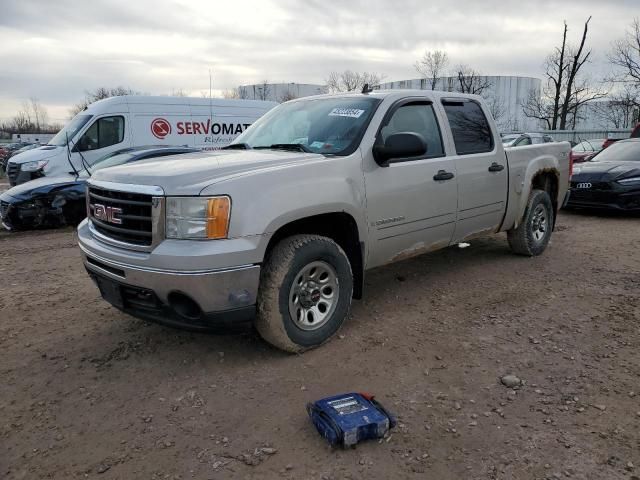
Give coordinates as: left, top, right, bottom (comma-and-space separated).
592, 86, 640, 128
523, 17, 605, 130
170, 88, 188, 97
223, 86, 250, 99
545, 21, 569, 130
0, 99, 51, 134
279, 88, 298, 103
522, 89, 555, 130
455, 65, 492, 95
251, 81, 272, 101
558, 17, 593, 129
30, 98, 49, 131
485, 95, 508, 129
222, 88, 239, 99
414, 50, 449, 90
70, 86, 137, 117
325, 70, 385, 93
609, 18, 640, 88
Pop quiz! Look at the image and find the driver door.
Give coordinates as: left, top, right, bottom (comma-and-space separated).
364, 100, 458, 268
73, 115, 129, 168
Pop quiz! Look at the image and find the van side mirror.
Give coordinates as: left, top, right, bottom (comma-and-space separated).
372, 132, 427, 166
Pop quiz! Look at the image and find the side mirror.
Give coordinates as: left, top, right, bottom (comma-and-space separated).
372, 132, 427, 166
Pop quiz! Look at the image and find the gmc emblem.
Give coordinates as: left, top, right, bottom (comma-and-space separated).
93, 204, 123, 224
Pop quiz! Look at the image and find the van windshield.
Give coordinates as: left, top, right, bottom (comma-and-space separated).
231, 97, 381, 156
48, 114, 93, 147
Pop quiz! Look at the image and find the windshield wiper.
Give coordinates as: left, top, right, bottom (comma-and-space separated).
254, 143, 311, 153
223, 143, 252, 150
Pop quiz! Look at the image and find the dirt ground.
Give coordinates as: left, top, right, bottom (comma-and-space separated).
1, 202, 639, 479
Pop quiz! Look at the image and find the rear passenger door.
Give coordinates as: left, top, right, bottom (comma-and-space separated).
364, 100, 458, 267
441, 98, 508, 242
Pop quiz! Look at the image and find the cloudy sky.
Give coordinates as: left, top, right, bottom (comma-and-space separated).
0, 0, 636, 123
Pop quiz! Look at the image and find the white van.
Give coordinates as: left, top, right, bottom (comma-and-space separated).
6, 96, 277, 185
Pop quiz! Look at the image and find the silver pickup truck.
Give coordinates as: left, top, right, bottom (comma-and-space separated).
77, 90, 570, 352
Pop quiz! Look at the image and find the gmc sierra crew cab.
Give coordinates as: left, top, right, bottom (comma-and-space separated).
77, 90, 571, 352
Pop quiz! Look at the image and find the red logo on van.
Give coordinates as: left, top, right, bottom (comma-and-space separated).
151, 118, 171, 139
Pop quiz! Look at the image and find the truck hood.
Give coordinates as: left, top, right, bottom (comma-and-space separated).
89, 149, 328, 195
8, 145, 62, 164
572, 161, 640, 183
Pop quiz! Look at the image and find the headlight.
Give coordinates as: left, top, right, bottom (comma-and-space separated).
165, 196, 231, 240
617, 177, 640, 186
21, 160, 48, 172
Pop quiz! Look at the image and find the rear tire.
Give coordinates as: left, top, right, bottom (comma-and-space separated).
507, 189, 554, 256
256, 234, 353, 353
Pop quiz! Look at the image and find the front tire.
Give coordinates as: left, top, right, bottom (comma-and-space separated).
507, 189, 554, 256
256, 234, 353, 353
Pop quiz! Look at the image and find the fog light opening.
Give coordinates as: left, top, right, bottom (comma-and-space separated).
168, 292, 202, 321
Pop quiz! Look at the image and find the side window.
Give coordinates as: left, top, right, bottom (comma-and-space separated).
515, 136, 532, 146
379, 103, 444, 158
79, 116, 125, 151
573, 142, 585, 152
442, 100, 494, 155
531, 137, 543, 144
543, 136, 553, 143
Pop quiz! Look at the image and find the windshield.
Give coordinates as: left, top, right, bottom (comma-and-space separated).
573, 139, 604, 152
232, 96, 381, 155
590, 141, 640, 162
48, 114, 93, 146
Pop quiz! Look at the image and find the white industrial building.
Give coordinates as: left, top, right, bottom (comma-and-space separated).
380, 76, 542, 132
238, 83, 326, 103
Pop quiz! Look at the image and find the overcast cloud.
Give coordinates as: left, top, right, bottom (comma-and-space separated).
0, 0, 636, 122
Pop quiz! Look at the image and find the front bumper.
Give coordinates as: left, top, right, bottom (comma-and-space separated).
7, 162, 44, 186
0, 191, 82, 231
78, 220, 262, 330
0, 197, 36, 230
566, 186, 640, 211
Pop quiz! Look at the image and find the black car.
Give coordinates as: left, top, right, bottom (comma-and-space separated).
0, 145, 197, 230
566, 138, 640, 211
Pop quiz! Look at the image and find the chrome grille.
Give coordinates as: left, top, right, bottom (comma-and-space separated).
7, 162, 19, 186
88, 186, 154, 246
0, 200, 9, 218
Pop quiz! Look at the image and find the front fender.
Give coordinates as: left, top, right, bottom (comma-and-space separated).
199, 152, 368, 259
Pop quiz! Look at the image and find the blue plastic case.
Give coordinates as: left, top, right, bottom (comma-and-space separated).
307, 392, 396, 447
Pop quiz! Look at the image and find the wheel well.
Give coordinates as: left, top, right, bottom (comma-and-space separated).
264, 213, 364, 299
531, 170, 559, 219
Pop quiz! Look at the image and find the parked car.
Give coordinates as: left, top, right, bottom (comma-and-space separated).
0, 142, 31, 157
570, 138, 606, 163
502, 133, 554, 147
566, 138, 640, 211
0, 145, 197, 230
631, 123, 640, 138
0, 142, 32, 172
8, 143, 40, 158
77, 89, 570, 352
5, 96, 277, 187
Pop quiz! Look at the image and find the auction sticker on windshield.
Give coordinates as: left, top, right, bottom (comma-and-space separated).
328, 108, 365, 118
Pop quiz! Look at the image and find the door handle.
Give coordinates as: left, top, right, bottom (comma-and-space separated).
488, 162, 505, 172
433, 170, 455, 181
